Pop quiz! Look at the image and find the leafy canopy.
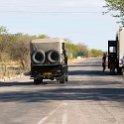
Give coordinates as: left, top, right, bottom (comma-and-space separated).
104, 0, 124, 26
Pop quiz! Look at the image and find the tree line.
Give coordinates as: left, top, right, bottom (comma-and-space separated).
0, 26, 103, 71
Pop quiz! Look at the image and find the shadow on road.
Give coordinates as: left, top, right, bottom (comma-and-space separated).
0, 63, 123, 103
69, 64, 102, 67
69, 70, 112, 76
0, 81, 33, 87
69, 80, 123, 86
0, 87, 124, 103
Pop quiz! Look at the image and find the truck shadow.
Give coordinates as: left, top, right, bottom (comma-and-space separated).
68, 64, 119, 76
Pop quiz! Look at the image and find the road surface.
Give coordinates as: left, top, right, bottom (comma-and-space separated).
0, 57, 124, 124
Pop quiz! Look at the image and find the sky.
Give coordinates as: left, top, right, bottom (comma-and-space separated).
0, 0, 120, 51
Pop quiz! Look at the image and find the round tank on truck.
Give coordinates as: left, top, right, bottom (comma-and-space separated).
47, 50, 60, 64
32, 50, 45, 64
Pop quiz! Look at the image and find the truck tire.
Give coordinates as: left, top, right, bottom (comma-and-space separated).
34, 79, 40, 85
32, 50, 45, 64
59, 75, 65, 84
110, 64, 116, 75
122, 68, 124, 76
34, 78, 43, 85
65, 76, 68, 82
117, 67, 122, 74
110, 67, 115, 75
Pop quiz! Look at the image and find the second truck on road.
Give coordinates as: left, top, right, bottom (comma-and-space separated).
108, 27, 124, 74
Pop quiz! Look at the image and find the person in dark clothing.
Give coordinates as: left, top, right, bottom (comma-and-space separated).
102, 53, 107, 72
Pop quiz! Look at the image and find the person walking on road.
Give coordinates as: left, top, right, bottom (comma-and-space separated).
102, 53, 107, 72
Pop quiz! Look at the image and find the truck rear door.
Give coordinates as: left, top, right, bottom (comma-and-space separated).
108, 40, 117, 68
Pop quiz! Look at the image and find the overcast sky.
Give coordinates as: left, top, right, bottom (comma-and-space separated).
0, 0, 120, 50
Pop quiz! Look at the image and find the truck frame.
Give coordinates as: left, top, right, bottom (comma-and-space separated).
30, 39, 68, 84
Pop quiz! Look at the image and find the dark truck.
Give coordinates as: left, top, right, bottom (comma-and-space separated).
30, 39, 68, 84
108, 27, 124, 74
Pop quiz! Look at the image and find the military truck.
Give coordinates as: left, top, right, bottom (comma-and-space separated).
30, 39, 68, 84
108, 27, 124, 74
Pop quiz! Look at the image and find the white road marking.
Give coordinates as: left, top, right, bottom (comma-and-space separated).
63, 103, 68, 106
36, 103, 64, 124
62, 102, 68, 124
62, 113, 68, 124
36, 116, 48, 124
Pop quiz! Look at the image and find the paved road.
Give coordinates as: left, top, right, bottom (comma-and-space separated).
0, 57, 124, 124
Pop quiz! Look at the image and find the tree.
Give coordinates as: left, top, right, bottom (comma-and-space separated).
77, 43, 89, 57
0, 26, 9, 61
64, 39, 89, 58
0, 26, 7, 35
10, 34, 31, 70
90, 49, 103, 57
64, 39, 79, 58
104, 0, 124, 26
38, 34, 49, 39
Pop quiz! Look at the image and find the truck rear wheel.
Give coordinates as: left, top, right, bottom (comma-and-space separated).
110, 64, 116, 75
65, 74, 68, 82
110, 68, 115, 75
122, 68, 124, 76
34, 78, 43, 85
59, 75, 65, 84
34, 79, 40, 85
117, 67, 122, 74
